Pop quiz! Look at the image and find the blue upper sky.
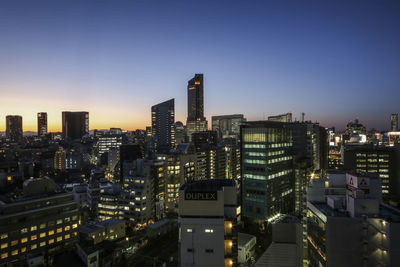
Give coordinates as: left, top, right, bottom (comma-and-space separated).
0, 0, 399, 131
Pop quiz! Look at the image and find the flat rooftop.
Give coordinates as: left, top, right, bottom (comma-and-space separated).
238, 232, 256, 248
179, 178, 236, 192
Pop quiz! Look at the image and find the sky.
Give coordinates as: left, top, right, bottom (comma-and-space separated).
0, 0, 399, 132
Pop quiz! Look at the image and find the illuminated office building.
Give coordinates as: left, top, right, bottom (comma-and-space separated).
268, 112, 292, 123
241, 121, 294, 221
0, 178, 79, 265
212, 114, 246, 140
6, 115, 23, 143
37, 112, 47, 137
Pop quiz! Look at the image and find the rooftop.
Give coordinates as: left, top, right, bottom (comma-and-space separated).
238, 232, 256, 248
179, 178, 236, 192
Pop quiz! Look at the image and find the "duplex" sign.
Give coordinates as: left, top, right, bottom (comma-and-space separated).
185, 191, 218, 201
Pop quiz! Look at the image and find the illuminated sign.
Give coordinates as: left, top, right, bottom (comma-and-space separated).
185, 191, 217, 201
346, 174, 370, 192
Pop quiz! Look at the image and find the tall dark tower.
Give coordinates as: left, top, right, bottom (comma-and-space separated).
151, 98, 175, 153
390, 113, 398, 132
6, 115, 23, 142
187, 74, 205, 122
186, 74, 207, 140
62, 111, 89, 140
37, 112, 48, 137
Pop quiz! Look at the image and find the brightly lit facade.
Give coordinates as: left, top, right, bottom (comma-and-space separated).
179, 179, 239, 267
241, 121, 294, 221
0, 193, 79, 265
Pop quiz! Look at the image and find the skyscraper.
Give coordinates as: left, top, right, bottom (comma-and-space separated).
391, 113, 398, 132
62, 111, 89, 140
5, 115, 23, 142
241, 121, 294, 221
151, 98, 175, 153
186, 74, 208, 140
212, 114, 246, 140
37, 112, 47, 137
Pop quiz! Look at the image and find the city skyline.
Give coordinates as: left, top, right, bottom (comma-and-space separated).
1, 1, 400, 131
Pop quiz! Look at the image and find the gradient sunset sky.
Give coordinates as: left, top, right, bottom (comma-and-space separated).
1, 0, 399, 132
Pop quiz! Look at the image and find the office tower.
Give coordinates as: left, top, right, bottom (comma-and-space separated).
174, 121, 186, 146
343, 144, 400, 207
62, 111, 89, 140
151, 99, 175, 153
268, 112, 292, 123
5, 115, 23, 142
186, 74, 208, 140
96, 134, 122, 156
391, 113, 398, 132
0, 178, 79, 265
212, 114, 246, 140
306, 172, 400, 267
286, 122, 329, 171
179, 179, 239, 267
54, 146, 66, 170
241, 121, 294, 221
37, 112, 47, 137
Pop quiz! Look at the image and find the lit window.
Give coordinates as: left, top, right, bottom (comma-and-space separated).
48, 239, 54, 244
21, 247, 26, 253
31, 235, 37, 241
40, 232, 46, 238
56, 219, 62, 225
65, 234, 70, 239
21, 237, 28, 243
72, 224, 78, 229
31, 244, 37, 250
39, 223, 46, 229
187, 229, 193, 233
56, 236, 62, 242
31, 226, 37, 231
1, 253, 8, 259
205, 229, 214, 233
1, 243, 8, 249
0, 233, 7, 239
21, 228, 28, 234
65, 226, 70, 231
57, 228, 62, 233
11, 240, 18, 246
65, 217, 70, 222
49, 230, 54, 236
11, 250, 18, 256
40, 241, 45, 247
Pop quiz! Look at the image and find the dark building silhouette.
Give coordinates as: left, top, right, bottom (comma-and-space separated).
391, 113, 398, 132
37, 112, 47, 137
62, 111, 89, 140
119, 144, 144, 181
151, 99, 175, 153
187, 74, 204, 122
6, 115, 23, 142
186, 74, 207, 140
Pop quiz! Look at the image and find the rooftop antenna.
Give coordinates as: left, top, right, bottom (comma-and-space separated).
302, 112, 305, 123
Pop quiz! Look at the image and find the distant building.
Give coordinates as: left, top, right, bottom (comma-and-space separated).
6, 115, 23, 142
151, 99, 175, 153
54, 146, 66, 170
0, 178, 79, 265
268, 112, 292, 123
62, 111, 89, 140
37, 112, 48, 137
179, 179, 239, 267
241, 121, 294, 221
96, 134, 122, 156
391, 113, 398, 132
186, 74, 208, 140
344, 144, 400, 207
212, 114, 245, 140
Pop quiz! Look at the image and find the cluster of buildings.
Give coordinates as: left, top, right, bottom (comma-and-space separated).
1, 74, 400, 266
